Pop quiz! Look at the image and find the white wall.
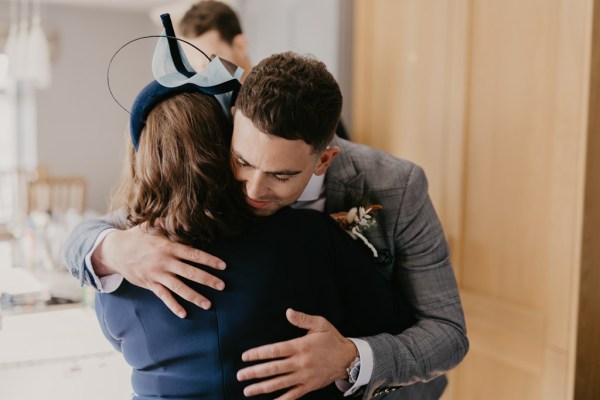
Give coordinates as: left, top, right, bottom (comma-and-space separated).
35, 5, 157, 212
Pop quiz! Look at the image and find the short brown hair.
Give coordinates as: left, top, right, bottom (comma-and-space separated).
235, 52, 342, 153
180, 0, 242, 44
112, 92, 252, 244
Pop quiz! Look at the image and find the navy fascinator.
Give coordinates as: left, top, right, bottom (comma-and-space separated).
130, 82, 212, 150
109, 13, 243, 151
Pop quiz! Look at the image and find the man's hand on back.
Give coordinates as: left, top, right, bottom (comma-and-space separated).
237, 308, 357, 399
92, 223, 227, 318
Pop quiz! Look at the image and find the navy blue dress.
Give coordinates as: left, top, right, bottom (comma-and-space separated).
95, 208, 414, 399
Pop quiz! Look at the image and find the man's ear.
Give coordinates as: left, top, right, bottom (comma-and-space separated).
232, 33, 249, 54
314, 146, 341, 176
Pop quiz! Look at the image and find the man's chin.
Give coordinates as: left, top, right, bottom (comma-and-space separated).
250, 207, 278, 217
245, 198, 293, 217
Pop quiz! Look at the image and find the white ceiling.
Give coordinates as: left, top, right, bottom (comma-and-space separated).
1, 0, 201, 27
1, 0, 239, 27
37, 0, 189, 12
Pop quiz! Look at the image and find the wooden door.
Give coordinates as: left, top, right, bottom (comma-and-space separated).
353, 0, 599, 398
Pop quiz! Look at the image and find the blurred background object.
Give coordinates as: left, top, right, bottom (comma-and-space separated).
0, 166, 90, 303
27, 172, 86, 214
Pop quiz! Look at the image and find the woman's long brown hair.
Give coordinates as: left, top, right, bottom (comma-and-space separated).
111, 91, 252, 245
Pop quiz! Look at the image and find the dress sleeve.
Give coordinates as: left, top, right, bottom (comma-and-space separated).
94, 294, 123, 353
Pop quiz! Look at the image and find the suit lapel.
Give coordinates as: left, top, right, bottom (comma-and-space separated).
325, 137, 366, 214
324, 138, 396, 273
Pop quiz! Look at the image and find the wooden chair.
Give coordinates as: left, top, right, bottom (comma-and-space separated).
27, 176, 87, 214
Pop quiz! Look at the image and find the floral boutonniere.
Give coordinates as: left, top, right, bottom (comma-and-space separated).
331, 204, 382, 258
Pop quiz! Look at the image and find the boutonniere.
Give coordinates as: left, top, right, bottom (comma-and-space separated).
330, 204, 382, 258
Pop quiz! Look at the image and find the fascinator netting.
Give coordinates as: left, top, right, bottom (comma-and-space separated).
108, 13, 243, 150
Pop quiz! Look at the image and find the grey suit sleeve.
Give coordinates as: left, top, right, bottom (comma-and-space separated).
63, 210, 127, 289
361, 165, 469, 397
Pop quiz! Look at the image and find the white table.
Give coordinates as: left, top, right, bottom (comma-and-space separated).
0, 306, 132, 399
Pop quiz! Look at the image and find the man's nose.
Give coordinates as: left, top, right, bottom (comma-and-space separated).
245, 171, 269, 200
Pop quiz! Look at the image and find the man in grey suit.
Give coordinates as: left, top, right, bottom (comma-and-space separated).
65, 52, 468, 399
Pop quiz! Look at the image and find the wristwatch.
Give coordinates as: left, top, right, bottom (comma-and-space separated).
346, 354, 361, 384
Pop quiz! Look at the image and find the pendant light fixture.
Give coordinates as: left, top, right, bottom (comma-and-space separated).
27, 0, 51, 88
3, 0, 52, 89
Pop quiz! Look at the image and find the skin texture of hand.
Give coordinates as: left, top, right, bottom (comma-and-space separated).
237, 308, 357, 399
91, 223, 226, 318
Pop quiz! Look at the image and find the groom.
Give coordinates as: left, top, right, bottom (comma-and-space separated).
65, 52, 468, 399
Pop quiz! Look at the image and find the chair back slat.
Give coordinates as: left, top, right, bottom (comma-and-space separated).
28, 177, 86, 214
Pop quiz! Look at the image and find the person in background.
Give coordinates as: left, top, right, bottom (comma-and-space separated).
178, 0, 253, 82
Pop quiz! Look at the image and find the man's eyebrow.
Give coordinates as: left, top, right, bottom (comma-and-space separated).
232, 151, 303, 176
268, 169, 303, 176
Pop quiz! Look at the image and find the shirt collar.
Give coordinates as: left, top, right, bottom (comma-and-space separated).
296, 174, 325, 202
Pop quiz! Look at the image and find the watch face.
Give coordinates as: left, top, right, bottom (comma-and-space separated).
350, 366, 360, 381
349, 360, 361, 384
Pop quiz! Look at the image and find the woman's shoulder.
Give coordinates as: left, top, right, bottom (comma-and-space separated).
215, 207, 346, 258
269, 207, 336, 230
241, 207, 339, 245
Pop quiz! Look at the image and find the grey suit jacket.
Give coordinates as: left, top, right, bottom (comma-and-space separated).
64, 137, 468, 399
324, 137, 468, 399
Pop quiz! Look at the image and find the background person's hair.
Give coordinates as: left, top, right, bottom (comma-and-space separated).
112, 91, 252, 244
235, 52, 342, 153
180, 0, 242, 44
